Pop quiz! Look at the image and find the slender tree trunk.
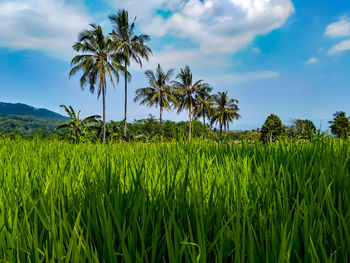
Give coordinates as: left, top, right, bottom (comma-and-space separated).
123, 62, 128, 137
203, 112, 206, 139
189, 104, 192, 140
219, 123, 222, 141
102, 81, 106, 144
160, 106, 163, 142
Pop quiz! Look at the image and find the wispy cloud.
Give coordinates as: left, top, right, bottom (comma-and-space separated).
328, 39, 350, 55
204, 71, 280, 85
325, 16, 350, 55
325, 16, 350, 38
306, 57, 320, 64
252, 47, 261, 54
0, 0, 91, 59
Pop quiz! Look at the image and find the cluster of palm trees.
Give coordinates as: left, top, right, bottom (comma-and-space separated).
135, 64, 241, 140
69, 9, 240, 142
70, 9, 151, 143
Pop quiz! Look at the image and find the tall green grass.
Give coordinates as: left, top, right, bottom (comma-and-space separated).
0, 138, 349, 262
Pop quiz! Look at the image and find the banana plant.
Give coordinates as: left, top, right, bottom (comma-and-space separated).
55, 104, 100, 143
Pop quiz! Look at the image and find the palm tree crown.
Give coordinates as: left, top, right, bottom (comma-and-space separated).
109, 9, 152, 137
173, 65, 207, 139
212, 91, 241, 140
69, 24, 124, 143
134, 64, 178, 140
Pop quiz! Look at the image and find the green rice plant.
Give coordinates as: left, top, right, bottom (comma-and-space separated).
0, 138, 349, 262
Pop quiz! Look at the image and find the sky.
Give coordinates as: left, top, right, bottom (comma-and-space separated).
1, 0, 350, 130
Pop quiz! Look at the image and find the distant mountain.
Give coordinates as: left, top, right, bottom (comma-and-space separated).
0, 115, 63, 135
0, 102, 67, 119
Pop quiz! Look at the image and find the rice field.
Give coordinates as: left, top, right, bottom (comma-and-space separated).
0, 138, 349, 262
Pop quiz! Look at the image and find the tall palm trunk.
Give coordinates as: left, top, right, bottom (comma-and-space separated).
219, 123, 222, 141
189, 104, 192, 140
102, 79, 106, 144
123, 62, 128, 137
160, 106, 163, 141
203, 108, 206, 139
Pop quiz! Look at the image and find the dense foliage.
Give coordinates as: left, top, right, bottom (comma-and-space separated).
329, 111, 350, 139
0, 138, 349, 262
55, 105, 100, 143
287, 119, 316, 140
0, 115, 62, 135
260, 114, 287, 143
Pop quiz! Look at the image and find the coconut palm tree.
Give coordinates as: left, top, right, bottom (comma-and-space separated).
212, 91, 241, 140
194, 84, 213, 138
134, 64, 178, 140
55, 104, 100, 143
173, 65, 207, 140
109, 9, 152, 138
69, 24, 124, 143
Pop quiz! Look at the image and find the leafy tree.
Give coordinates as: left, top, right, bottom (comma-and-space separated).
194, 84, 213, 138
173, 65, 207, 139
109, 9, 152, 137
288, 119, 316, 140
134, 64, 178, 140
211, 91, 241, 140
248, 131, 261, 142
70, 24, 124, 143
329, 111, 350, 139
260, 114, 286, 143
55, 105, 100, 143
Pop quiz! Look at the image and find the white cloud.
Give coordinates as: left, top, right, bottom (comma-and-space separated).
111, 0, 294, 55
325, 16, 350, 38
0, 0, 91, 59
116, 0, 293, 86
306, 57, 319, 64
205, 71, 280, 85
144, 0, 294, 54
328, 39, 350, 55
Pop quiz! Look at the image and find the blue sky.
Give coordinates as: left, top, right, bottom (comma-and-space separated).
1, 0, 350, 130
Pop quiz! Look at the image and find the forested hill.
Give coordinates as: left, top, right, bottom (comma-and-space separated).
0, 102, 67, 119
0, 102, 67, 135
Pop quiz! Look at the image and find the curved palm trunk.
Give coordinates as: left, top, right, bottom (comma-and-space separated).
102, 80, 106, 144
123, 62, 128, 137
160, 106, 163, 141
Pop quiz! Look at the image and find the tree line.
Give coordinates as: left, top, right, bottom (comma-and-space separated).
2, 110, 349, 142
